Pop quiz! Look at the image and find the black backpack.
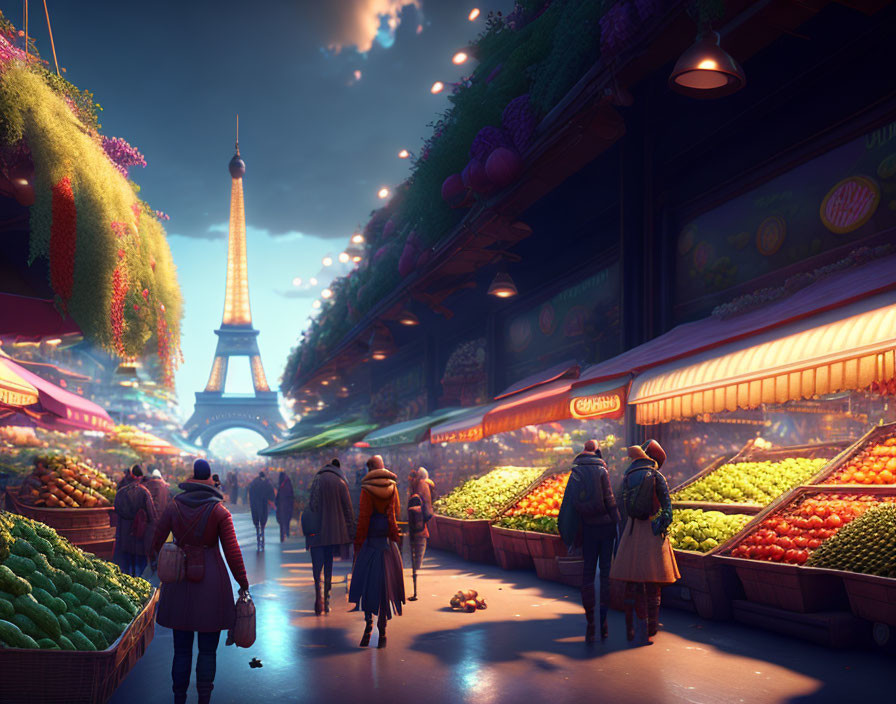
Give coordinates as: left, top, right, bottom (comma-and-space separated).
573, 468, 602, 518
623, 467, 656, 520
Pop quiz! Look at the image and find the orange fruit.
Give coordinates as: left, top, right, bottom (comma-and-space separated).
853, 471, 866, 483
879, 469, 895, 483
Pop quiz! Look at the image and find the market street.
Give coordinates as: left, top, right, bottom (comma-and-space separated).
109, 512, 890, 704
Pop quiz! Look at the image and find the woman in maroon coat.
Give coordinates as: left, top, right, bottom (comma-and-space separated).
150, 459, 249, 704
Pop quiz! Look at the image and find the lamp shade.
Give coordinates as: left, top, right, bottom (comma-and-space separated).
368, 326, 395, 360
669, 31, 745, 99
488, 271, 518, 299
398, 310, 420, 326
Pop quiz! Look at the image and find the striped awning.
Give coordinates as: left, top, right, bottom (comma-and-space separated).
630, 293, 896, 425
0, 359, 39, 407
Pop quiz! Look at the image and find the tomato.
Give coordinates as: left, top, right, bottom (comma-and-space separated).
784, 549, 798, 563
825, 513, 842, 529
794, 549, 809, 565
814, 504, 829, 518
808, 515, 824, 529
793, 536, 809, 549
776, 521, 791, 536
769, 544, 785, 561
808, 538, 822, 549
777, 536, 794, 550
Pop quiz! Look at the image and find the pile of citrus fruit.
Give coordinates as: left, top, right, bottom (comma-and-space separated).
823, 434, 896, 484
495, 472, 569, 534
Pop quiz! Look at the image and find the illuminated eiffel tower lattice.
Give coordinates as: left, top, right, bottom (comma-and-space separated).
184, 126, 285, 447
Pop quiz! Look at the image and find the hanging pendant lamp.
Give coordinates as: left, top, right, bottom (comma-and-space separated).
669, 30, 745, 99
487, 271, 518, 299
368, 326, 395, 361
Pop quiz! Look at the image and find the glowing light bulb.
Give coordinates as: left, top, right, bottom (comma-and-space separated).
352, 256, 362, 263
338, 252, 350, 263
312, 300, 321, 309
292, 277, 302, 287
431, 81, 445, 94
378, 187, 390, 199
310, 277, 318, 286
469, 8, 480, 21
322, 256, 333, 267
452, 52, 468, 65
321, 288, 333, 299
398, 149, 410, 159
697, 59, 719, 70
351, 234, 364, 244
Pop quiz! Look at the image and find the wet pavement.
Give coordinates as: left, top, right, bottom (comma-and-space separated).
110, 512, 891, 704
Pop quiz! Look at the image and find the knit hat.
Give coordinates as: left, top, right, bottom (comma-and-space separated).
151, 469, 162, 479
642, 439, 666, 468
366, 455, 385, 470
193, 459, 212, 480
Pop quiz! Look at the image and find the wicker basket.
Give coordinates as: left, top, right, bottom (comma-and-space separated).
0, 589, 159, 704
6, 487, 116, 559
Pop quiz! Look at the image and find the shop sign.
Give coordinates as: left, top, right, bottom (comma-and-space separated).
430, 425, 483, 444
569, 387, 625, 420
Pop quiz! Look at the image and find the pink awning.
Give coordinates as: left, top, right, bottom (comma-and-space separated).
0, 356, 113, 431
574, 253, 896, 388
494, 359, 579, 400
0, 293, 82, 342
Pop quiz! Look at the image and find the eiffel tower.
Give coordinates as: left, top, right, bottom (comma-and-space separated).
184, 126, 285, 447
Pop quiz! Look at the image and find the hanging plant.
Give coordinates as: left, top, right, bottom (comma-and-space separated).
49, 176, 76, 307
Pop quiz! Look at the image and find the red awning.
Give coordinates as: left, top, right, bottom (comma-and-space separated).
0, 356, 112, 431
0, 293, 82, 342
494, 359, 580, 400
574, 252, 896, 388
430, 403, 497, 444
483, 379, 574, 437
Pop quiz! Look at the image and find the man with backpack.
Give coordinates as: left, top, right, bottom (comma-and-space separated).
609, 439, 680, 646
558, 439, 620, 643
113, 465, 158, 576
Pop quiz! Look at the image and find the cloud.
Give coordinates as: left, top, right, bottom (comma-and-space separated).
310, 0, 422, 53
171, 222, 315, 242
274, 288, 318, 299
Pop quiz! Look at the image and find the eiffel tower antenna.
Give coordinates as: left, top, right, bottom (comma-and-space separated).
235, 113, 239, 154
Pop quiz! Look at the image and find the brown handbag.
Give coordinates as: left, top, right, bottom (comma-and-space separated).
158, 503, 214, 583
230, 592, 256, 648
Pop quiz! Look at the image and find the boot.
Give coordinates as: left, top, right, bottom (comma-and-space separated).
377, 613, 388, 649
323, 575, 332, 614
197, 682, 214, 704
623, 583, 636, 642
359, 615, 373, 647
647, 584, 661, 637
314, 579, 324, 616
599, 606, 609, 641
255, 526, 262, 553
632, 584, 652, 647
633, 616, 653, 647
260, 530, 265, 552
409, 573, 418, 602
582, 583, 596, 644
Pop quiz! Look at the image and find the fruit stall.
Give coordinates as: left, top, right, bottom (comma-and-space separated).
5, 455, 118, 559
0, 510, 157, 703
430, 466, 544, 563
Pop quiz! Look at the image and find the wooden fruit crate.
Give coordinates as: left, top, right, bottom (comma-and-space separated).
0, 589, 159, 704
6, 487, 116, 559
808, 421, 896, 485
663, 548, 743, 620
715, 484, 896, 614
731, 599, 869, 648
556, 556, 583, 588
489, 525, 534, 571
841, 572, 896, 629
430, 515, 495, 563
528, 532, 567, 582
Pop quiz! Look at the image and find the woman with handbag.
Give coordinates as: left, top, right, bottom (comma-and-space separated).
349, 455, 405, 648
303, 458, 354, 615
406, 466, 434, 601
150, 459, 249, 704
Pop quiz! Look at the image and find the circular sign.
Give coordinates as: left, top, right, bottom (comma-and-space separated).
539, 303, 556, 337
820, 175, 880, 234
508, 318, 532, 354
756, 216, 786, 256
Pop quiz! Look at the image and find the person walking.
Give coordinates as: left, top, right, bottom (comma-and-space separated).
276, 471, 295, 543
247, 470, 275, 551
149, 459, 249, 704
303, 459, 355, 615
349, 456, 405, 648
610, 439, 680, 646
113, 465, 158, 576
558, 440, 620, 643
144, 468, 172, 517
225, 472, 239, 505
406, 466, 434, 601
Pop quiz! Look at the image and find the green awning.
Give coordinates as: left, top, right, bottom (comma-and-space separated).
362, 408, 467, 448
259, 420, 377, 456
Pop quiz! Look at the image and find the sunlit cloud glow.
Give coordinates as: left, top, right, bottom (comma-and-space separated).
319, 1, 422, 53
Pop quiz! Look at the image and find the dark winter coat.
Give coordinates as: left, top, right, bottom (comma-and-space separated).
617, 457, 673, 536
276, 474, 295, 527
558, 452, 619, 548
248, 475, 275, 526
113, 480, 158, 556
143, 477, 171, 518
407, 478, 434, 540
150, 481, 248, 632
305, 464, 354, 550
